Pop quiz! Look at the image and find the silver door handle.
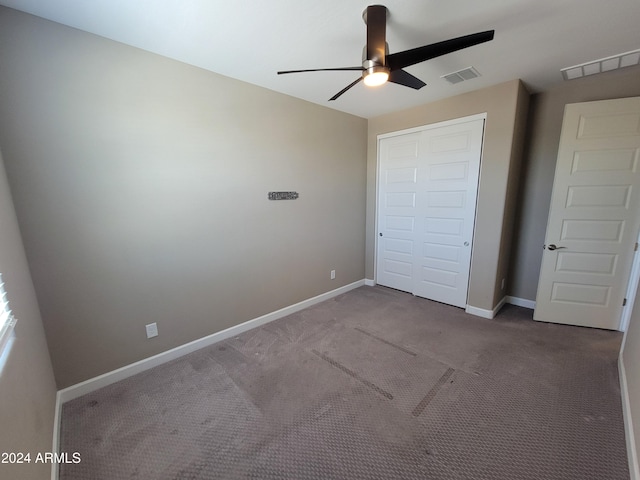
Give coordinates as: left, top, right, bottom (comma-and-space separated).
546, 244, 566, 251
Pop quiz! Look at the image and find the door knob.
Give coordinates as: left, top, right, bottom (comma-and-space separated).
546, 244, 566, 251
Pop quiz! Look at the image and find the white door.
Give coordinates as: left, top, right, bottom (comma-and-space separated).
534, 97, 640, 330
377, 117, 484, 308
413, 121, 483, 307
376, 132, 421, 293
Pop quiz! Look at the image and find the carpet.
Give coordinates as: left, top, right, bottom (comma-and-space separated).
59, 286, 629, 479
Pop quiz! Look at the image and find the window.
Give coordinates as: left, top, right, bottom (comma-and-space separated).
0, 274, 17, 354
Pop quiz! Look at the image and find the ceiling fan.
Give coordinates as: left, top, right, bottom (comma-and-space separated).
277, 5, 495, 101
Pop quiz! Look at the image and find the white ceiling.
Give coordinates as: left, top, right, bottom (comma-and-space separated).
1, 0, 639, 118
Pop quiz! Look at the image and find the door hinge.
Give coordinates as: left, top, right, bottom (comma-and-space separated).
623, 298, 627, 306
635, 242, 638, 252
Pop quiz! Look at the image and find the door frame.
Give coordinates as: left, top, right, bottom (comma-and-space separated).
620, 228, 640, 331
374, 113, 487, 305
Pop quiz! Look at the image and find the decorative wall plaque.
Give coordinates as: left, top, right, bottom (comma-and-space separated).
268, 191, 299, 200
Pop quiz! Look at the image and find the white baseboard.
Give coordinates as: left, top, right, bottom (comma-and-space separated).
51, 391, 63, 480
466, 296, 536, 319
364, 279, 375, 287
465, 305, 493, 319
620, 355, 640, 480
506, 296, 536, 309
465, 296, 506, 319
57, 279, 365, 404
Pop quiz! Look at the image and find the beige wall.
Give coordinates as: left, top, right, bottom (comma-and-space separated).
493, 81, 530, 306
0, 7, 367, 388
0, 149, 57, 480
367, 79, 528, 312
622, 282, 640, 478
508, 65, 640, 301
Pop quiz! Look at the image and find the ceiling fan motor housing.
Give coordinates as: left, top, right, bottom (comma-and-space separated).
362, 44, 390, 84
362, 5, 390, 85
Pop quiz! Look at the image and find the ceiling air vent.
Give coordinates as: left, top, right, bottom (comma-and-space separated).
441, 66, 481, 84
561, 49, 640, 80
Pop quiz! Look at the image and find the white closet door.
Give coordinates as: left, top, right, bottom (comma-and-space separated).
377, 118, 484, 308
413, 119, 483, 308
376, 132, 421, 293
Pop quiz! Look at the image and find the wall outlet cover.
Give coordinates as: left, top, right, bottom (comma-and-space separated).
146, 322, 158, 338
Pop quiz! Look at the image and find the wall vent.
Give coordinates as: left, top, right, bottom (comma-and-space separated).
441, 66, 481, 84
561, 49, 640, 80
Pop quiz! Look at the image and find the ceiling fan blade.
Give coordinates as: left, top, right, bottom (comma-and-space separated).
278, 67, 364, 75
386, 30, 495, 71
329, 77, 363, 101
388, 69, 426, 90
365, 5, 387, 65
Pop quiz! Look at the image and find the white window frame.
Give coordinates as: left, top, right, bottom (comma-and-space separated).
0, 274, 17, 354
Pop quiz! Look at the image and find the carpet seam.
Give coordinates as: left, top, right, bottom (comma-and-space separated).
411, 367, 455, 417
353, 326, 418, 357
311, 349, 394, 400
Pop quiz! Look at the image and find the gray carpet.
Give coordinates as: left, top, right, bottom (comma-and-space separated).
59, 286, 629, 479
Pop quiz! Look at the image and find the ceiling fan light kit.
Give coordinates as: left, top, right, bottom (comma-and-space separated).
363, 63, 390, 87
277, 5, 495, 101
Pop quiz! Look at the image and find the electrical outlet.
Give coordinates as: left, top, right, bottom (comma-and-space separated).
330, 270, 336, 280
501, 278, 505, 290
146, 322, 158, 339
